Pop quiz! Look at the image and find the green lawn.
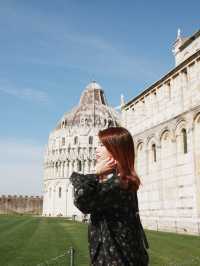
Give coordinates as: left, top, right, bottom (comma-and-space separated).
0, 215, 199, 266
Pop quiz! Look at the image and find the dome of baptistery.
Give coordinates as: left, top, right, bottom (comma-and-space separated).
55, 81, 119, 129
42, 81, 121, 218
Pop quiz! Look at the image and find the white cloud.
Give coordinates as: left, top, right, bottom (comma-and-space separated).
0, 86, 49, 104
0, 138, 44, 196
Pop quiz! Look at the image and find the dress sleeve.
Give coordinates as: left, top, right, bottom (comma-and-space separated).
70, 172, 121, 214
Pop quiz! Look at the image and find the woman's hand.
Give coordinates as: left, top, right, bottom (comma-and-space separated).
95, 157, 117, 176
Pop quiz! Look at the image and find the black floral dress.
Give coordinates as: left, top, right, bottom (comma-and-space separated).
70, 172, 149, 266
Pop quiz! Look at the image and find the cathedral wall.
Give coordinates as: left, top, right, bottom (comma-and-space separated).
132, 110, 200, 234
0, 195, 43, 215
122, 52, 200, 234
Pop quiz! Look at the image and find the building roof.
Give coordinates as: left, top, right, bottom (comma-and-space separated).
179, 29, 200, 51
55, 81, 120, 129
122, 48, 200, 110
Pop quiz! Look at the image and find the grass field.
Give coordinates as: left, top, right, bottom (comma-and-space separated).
0, 215, 199, 266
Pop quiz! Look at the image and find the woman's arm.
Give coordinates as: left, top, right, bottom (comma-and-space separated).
70, 172, 121, 214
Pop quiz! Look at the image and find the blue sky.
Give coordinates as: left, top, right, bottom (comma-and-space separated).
0, 0, 199, 195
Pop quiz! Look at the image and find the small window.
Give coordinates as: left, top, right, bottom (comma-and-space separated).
182, 128, 188, 154
89, 136, 93, 145
152, 144, 157, 162
74, 136, 78, 145
62, 137, 65, 146
167, 82, 171, 100
78, 160, 82, 172
59, 187, 62, 198
182, 68, 188, 83
108, 120, 113, 127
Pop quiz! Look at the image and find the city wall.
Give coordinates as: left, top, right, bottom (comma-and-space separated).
0, 195, 43, 215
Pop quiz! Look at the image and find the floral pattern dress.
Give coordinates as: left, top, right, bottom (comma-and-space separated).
70, 172, 149, 266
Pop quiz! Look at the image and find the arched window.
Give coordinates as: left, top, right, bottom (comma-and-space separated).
78, 160, 82, 172
55, 162, 59, 175
74, 136, 78, 145
72, 161, 75, 170
68, 146, 71, 154
85, 118, 89, 126
152, 144, 157, 162
181, 128, 187, 154
89, 136, 93, 145
108, 119, 113, 127
62, 137, 65, 146
58, 187, 62, 198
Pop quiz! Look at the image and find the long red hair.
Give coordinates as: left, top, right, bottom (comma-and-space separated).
98, 127, 141, 191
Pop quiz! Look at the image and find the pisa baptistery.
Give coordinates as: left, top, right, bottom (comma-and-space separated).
42, 81, 120, 218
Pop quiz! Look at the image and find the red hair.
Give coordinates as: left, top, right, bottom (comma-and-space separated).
98, 127, 141, 191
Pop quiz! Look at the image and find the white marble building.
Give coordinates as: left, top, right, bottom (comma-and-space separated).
121, 29, 200, 234
42, 82, 120, 218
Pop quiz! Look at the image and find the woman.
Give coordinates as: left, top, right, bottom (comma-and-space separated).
70, 127, 149, 266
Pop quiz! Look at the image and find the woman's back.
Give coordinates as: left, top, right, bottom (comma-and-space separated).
70, 171, 149, 266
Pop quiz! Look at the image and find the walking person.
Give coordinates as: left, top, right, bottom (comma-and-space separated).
70, 127, 149, 266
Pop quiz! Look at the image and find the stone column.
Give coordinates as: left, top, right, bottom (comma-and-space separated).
188, 113, 200, 219
193, 114, 200, 218
63, 161, 66, 177
66, 161, 69, 177
54, 163, 57, 178
84, 159, 88, 173
50, 164, 53, 178
69, 161, 73, 176
145, 141, 149, 176
171, 128, 179, 218
46, 165, 49, 179
59, 162, 61, 177
62, 162, 65, 177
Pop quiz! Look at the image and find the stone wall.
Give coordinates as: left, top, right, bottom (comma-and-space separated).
0, 195, 43, 215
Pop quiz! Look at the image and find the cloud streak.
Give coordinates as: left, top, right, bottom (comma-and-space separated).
0, 86, 50, 104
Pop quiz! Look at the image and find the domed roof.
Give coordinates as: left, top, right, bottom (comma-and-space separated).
79, 81, 107, 106
55, 81, 120, 130
85, 81, 102, 91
